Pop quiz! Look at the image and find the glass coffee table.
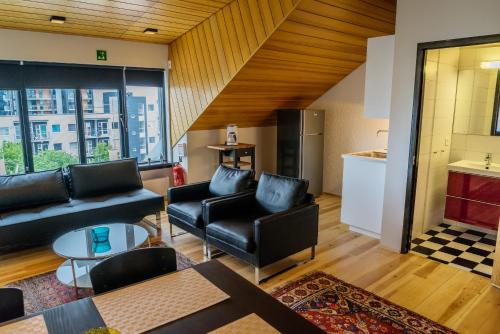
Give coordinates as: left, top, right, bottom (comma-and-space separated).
53, 223, 149, 297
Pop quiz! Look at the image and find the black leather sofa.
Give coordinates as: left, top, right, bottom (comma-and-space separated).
167, 165, 255, 254
203, 172, 319, 283
0, 159, 164, 253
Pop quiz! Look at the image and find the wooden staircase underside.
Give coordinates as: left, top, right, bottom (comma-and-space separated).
169, 0, 396, 144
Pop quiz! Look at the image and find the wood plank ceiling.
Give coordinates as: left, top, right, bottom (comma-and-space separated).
169, 0, 396, 144
0, 0, 232, 43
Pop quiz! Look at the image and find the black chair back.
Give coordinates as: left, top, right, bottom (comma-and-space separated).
90, 247, 177, 294
0, 288, 24, 323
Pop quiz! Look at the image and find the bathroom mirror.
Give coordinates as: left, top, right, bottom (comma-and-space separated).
452, 43, 500, 136
452, 68, 499, 136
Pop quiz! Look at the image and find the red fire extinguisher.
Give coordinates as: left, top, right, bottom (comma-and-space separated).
173, 162, 185, 186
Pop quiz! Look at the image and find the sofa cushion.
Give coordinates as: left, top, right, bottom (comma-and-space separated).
206, 217, 256, 252
209, 165, 253, 197
69, 159, 142, 199
0, 169, 69, 212
255, 173, 309, 214
167, 201, 203, 228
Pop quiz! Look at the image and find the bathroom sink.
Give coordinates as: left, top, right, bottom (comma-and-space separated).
448, 160, 500, 178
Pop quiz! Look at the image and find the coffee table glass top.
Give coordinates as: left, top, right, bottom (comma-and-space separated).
53, 223, 149, 260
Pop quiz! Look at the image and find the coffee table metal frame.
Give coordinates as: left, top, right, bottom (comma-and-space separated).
53, 223, 150, 297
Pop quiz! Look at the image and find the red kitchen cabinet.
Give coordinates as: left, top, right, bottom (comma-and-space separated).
445, 171, 500, 231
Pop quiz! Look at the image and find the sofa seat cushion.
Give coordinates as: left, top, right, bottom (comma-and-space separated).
0, 189, 163, 228
167, 201, 203, 228
206, 217, 256, 252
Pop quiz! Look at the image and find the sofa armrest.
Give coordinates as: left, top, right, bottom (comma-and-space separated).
203, 191, 256, 225
167, 181, 211, 204
254, 203, 319, 267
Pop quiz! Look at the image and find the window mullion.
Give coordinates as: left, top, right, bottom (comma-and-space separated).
19, 89, 34, 172
75, 89, 86, 164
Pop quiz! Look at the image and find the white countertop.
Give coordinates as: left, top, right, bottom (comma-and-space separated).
448, 160, 500, 178
342, 149, 387, 164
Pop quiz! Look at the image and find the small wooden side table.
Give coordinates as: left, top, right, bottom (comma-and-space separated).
207, 143, 256, 170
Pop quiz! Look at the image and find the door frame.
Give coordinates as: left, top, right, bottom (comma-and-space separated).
401, 33, 500, 253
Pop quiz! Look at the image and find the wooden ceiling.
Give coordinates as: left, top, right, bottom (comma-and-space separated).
0, 0, 232, 43
169, 0, 396, 142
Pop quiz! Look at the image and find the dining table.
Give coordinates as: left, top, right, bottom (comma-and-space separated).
0, 260, 325, 334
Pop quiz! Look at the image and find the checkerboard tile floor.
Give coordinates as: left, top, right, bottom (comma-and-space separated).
411, 223, 496, 278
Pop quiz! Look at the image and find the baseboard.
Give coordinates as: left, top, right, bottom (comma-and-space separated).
443, 218, 497, 235
349, 226, 381, 239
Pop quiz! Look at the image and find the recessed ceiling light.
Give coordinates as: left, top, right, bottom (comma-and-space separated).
480, 61, 500, 69
143, 28, 158, 35
50, 16, 66, 24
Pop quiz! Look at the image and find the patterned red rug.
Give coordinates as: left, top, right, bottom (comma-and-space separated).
6, 251, 196, 314
271, 271, 457, 334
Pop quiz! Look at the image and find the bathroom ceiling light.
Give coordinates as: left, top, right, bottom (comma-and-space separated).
143, 28, 158, 35
480, 61, 500, 69
50, 16, 66, 24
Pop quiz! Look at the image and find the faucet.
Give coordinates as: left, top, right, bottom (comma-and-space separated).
377, 129, 389, 136
485, 153, 493, 169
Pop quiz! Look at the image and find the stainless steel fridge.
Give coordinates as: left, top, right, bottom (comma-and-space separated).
277, 109, 324, 197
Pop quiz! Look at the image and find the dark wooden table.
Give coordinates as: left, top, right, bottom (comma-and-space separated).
7, 260, 324, 334
207, 143, 256, 170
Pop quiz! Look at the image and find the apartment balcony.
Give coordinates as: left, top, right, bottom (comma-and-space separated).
31, 133, 50, 141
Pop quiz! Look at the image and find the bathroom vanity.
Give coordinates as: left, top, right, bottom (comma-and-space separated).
445, 160, 500, 231
341, 150, 387, 238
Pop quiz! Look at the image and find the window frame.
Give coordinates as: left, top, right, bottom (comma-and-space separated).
0, 61, 171, 174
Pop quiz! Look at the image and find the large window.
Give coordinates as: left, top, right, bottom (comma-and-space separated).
0, 62, 167, 175
27, 89, 80, 172
126, 86, 164, 163
82, 89, 121, 163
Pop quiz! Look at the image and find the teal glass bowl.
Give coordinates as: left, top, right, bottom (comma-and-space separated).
91, 226, 110, 243
93, 240, 111, 253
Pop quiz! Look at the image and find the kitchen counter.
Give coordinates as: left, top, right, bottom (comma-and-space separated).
340, 149, 387, 238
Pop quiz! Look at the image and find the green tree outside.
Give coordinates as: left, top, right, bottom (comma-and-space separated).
33, 150, 79, 171
93, 142, 111, 163
0, 142, 24, 174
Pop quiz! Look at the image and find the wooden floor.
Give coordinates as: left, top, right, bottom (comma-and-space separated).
1, 194, 498, 333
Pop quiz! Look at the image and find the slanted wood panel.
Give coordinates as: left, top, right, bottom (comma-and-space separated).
0, 0, 233, 43
169, 0, 301, 143
189, 0, 396, 131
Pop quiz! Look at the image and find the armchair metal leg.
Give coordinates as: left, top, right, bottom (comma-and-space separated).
155, 212, 162, 231
203, 240, 208, 256
169, 222, 173, 238
207, 243, 212, 260
311, 245, 316, 260
255, 267, 260, 285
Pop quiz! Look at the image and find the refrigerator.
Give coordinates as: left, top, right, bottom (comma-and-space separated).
277, 109, 324, 197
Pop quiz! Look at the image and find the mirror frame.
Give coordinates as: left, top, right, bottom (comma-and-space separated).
492, 69, 500, 136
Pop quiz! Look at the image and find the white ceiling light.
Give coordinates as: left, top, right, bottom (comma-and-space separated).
480, 61, 500, 69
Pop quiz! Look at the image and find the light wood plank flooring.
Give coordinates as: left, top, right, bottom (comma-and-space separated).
0, 194, 498, 333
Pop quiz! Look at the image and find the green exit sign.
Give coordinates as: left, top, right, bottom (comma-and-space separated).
96, 50, 107, 61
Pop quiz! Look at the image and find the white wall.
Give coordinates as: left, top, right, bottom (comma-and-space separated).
382, 0, 500, 250
181, 126, 277, 183
308, 63, 389, 195
0, 29, 168, 69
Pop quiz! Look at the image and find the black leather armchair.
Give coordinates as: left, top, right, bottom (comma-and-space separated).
167, 165, 255, 254
203, 172, 319, 284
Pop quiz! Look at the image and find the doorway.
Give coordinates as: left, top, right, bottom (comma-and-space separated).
403, 34, 500, 279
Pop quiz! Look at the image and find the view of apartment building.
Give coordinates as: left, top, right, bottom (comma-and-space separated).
0, 87, 163, 174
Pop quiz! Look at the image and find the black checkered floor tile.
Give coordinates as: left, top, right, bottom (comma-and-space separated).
411, 223, 496, 278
